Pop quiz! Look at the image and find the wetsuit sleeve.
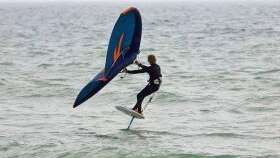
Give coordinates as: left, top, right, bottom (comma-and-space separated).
126, 69, 146, 74
137, 63, 151, 72
126, 63, 150, 74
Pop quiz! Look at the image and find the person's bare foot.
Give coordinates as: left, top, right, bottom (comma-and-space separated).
132, 108, 143, 115
138, 110, 143, 115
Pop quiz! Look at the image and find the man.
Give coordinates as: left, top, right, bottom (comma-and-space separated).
124, 54, 162, 115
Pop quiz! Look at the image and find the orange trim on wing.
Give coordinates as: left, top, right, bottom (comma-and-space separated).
113, 33, 124, 62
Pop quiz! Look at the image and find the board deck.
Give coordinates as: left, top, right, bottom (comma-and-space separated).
115, 106, 144, 119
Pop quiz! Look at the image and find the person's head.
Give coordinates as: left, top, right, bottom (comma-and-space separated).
148, 54, 156, 65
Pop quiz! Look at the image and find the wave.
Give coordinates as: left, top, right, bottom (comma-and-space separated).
0, 62, 13, 66
148, 154, 238, 158
155, 91, 188, 103
245, 106, 277, 112
28, 51, 50, 57
197, 132, 245, 138
121, 129, 186, 137
38, 63, 53, 68
121, 129, 278, 140
254, 69, 280, 75
46, 78, 67, 82
95, 134, 119, 140
140, 48, 156, 52
62, 62, 90, 67
18, 93, 57, 98
121, 129, 240, 138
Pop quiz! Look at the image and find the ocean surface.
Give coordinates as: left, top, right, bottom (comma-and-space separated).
0, 1, 280, 158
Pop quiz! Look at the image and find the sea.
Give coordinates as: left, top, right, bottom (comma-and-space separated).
0, 0, 279, 157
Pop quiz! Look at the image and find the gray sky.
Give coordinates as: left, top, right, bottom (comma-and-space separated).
0, 0, 269, 1
0, 0, 276, 3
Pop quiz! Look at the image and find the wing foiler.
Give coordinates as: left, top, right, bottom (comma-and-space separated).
73, 7, 142, 108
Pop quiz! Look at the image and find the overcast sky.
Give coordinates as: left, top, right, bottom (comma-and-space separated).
0, 0, 276, 1
0, 0, 277, 4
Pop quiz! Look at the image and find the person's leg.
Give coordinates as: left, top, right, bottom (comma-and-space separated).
133, 84, 159, 113
132, 86, 148, 112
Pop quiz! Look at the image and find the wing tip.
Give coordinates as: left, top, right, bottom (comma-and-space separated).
121, 7, 138, 15
73, 102, 79, 108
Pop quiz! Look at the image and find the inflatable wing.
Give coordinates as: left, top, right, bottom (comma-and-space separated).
73, 7, 142, 108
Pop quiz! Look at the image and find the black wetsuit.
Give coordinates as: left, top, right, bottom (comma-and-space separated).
127, 63, 162, 113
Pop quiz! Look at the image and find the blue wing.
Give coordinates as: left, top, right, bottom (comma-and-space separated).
73, 7, 142, 108
104, 7, 142, 75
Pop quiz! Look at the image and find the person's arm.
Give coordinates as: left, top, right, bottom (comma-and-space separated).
123, 60, 149, 74
126, 69, 146, 74
138, 63, 149, 70
135, 60, 149, 71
